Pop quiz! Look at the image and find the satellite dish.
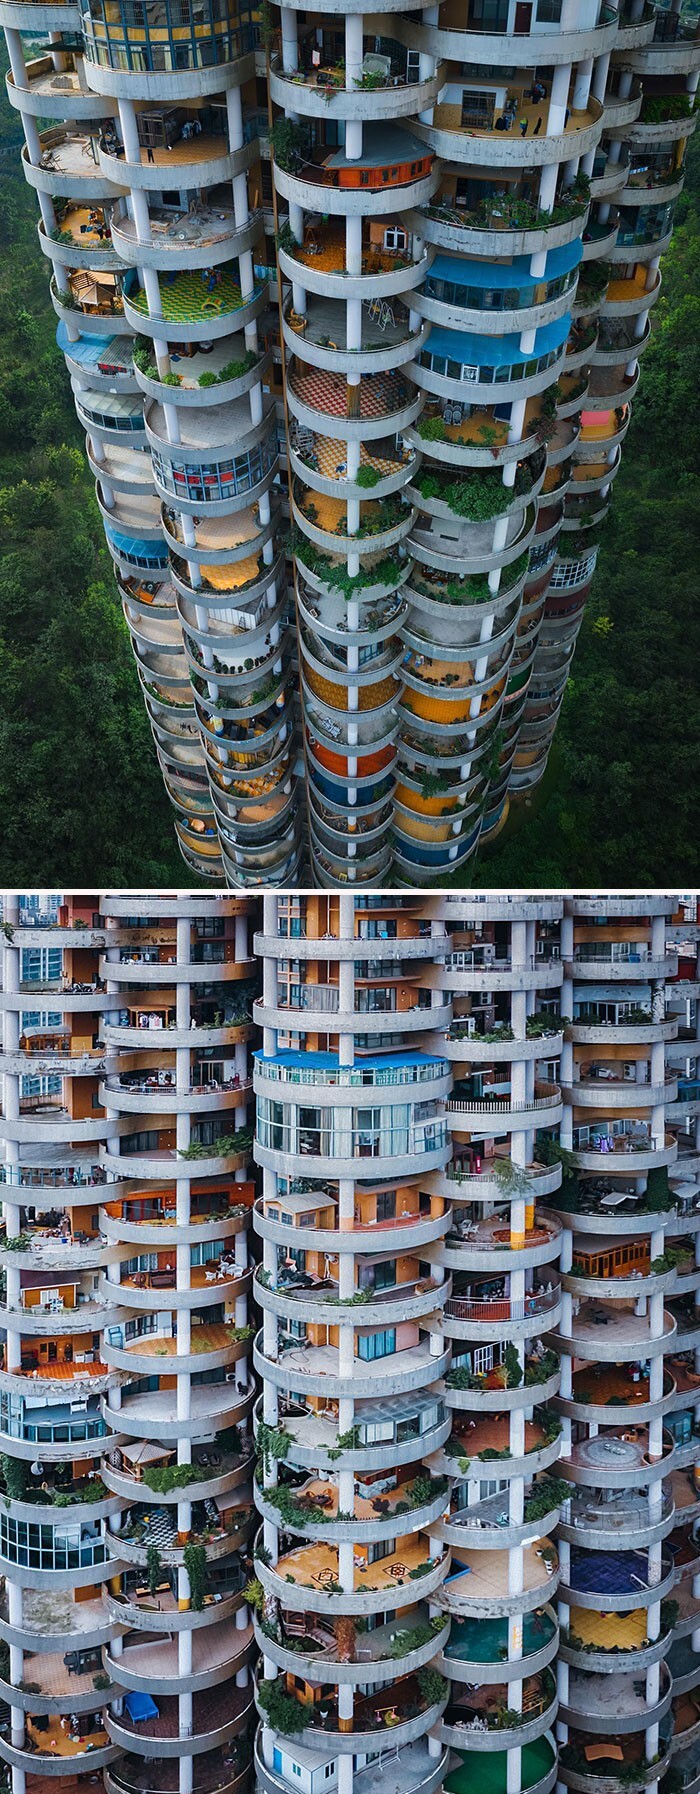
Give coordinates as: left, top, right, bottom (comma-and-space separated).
31, 1463, 43, 1477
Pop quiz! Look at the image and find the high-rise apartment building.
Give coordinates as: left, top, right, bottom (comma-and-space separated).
2, 0, 698, 882
2, 887, 700, 1794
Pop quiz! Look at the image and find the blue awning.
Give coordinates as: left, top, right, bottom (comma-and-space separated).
428, 239, 582, 288
105, 526, 168, 565
424, 313, 571, 367
255, 1049, 445, 1070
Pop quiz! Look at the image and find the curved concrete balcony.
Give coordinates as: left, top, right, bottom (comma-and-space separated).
0, 1107, 109, 1150
439, 1538, 560, 1619
103, 1379, 254, 1443
273, 151, 438, 221
290, 436, 418, 504
447, 1084, 562, 1135
111, 207, 262, 274
256, 1270, 448, 1341
253, 1050, 450, 1105
408, 198, 588, 260
254, 1471, 449, 1545
558, 1549, 676, 1617
0, 1733, 119, 1775
101, 1447, 252, 1510
254, 1673, 448, 1756
442, 1281, 562, 1343
270, 59, 443, 123
444, 1360, 560, 1414
103, 1575, 247, 1636
253, 1393, 452, 1477
78, 35, 256, 99
254, 1331, 450, 1401
3, 1293, 122, 1338
107, 1503, 253, 1569
293, 489, 414, 559
438, 1412, 562, 1482
436, 1605, 559, 1685
102, 1321, 251, 1377
558, 1660, 672, 1734
6, 60, 110, 119
252, 1197, 449, 1259
282, 294, 426, 375
558, 1364, 677, 1426
0, 1228, 116, 1274
567, 1016, 677, 1045
570, 1133, 678, 1171
286, 362, 422, 442
252, 1604, 449, 1686
104, 1617, 253, 1698
409, 506, 536, 580
22, 133, 125, 201
559, 1484, 675, 1550
411, 278, 576, 339
410, 98, 604, 171
100, 1263, 251, 1316
256, 1533, 449, 1617
553, 1304, 676, 1365
100, 1071, 250, 1114
560, 1625, 672, 1675
38, 216, 123, 274
565, 946, 673, 979
105, 1683, 255, 1757
443, 951, 562, 993
560, 1429, 674, 1493
567, 1073, 675, 1109
0, 1659, 114, 1719
123, 269, 267, 344
598, 267, 661, 318
628, 105, 698, 145
439, 1688, 558, 1754
133, 344, 270, 411
253, 992, 452, 1035
0, 0, 80, 22
437, 1026, 564, 1066
437, 1486, 566, 1552
435, 1160, 562, 1204
96, 129, 247, 192
277, 236, 434, 302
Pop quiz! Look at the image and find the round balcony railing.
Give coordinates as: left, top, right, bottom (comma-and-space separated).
444, 1283, 561, 1324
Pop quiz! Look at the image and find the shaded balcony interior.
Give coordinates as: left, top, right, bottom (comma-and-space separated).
109, 1741, 251, 1794
449, 1405, 560, 1460
99, 101, 230, 169
444, 1665, 555, 1730
288, 216, 422, 279
26, 1710, 109, 1756
570, 1363, 675, 1406
432, 77, 601, 142
272, 1665, 443, 1734
114, 1679, 252, 1741
116, 1550, 247, 1615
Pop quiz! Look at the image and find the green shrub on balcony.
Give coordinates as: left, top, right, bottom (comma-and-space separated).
258, 1678, 309, 1734
0, 1455, 28, 1501
524, 1475, 570, 1521
355, 464, 380, 488
525, 1349, 559, 1386
504, 1343, 523, 1388
641, 93, 693, 123
389, 1616, 445, 1657
270, 118, 309, 172
257, 1421, 292, 1472
417, 1667, 448, 1706
183, 1541, 207, 1610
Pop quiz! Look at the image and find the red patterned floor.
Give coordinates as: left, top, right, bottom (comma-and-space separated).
289, 365, 410, 419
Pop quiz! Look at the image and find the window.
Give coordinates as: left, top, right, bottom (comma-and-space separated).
536, 0, 562, 19
358, 1329, 396, 1361
383, 226, 407, 251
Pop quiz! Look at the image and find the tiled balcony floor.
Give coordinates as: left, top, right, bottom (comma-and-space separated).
167, 510, 262, 553
0, 1588, 107, 1638
571, 1365, 654, 1405
447, 1537, 557, 1600
293, 227, 411, 280
22, 1653, 102, 1699
275, 1532, 433, 1593
119, 1619, 252, 1680
129, 270, 263, 324
454, 1413, 550, 1455
117, 1683, 251, 1741
570, 1606, 648, 1650
289, 365, 410, 420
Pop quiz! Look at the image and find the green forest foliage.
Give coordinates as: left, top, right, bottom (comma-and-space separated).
472, 134, 700, 886
0, 41, 697, 885
0, 58, 186, 884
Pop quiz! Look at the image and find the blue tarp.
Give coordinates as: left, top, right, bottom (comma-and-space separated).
124, 1692, 159, 1723
428, 238, 582, 288
423, 313, 571, 367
